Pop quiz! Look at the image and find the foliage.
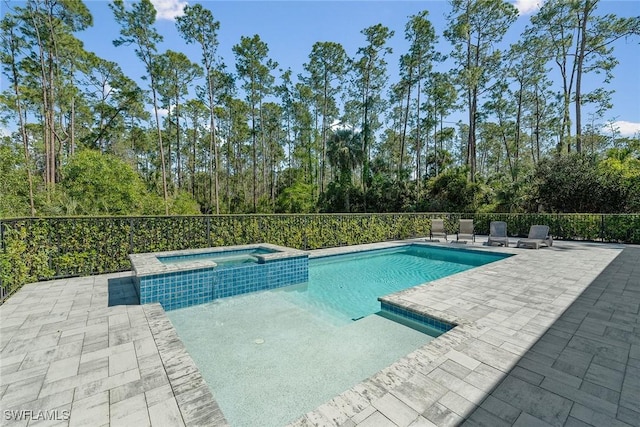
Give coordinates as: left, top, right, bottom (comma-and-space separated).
424, 167, 485, 212
2, 212, 639, 299
61, 150, 150, 215
533, 152, 640, 213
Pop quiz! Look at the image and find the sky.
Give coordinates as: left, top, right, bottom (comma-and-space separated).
2, 0, 639, 137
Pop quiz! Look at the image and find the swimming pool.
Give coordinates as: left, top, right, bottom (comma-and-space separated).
167, 243, 509, 426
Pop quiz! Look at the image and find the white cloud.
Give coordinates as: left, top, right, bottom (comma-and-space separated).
604, 120, 640, 137
151, 0, 187, 21
513, 0, 543, 15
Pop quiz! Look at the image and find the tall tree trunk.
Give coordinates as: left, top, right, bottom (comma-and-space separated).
415, 66, 422, 198
575, 0, 592, 153
150, 78, 169, 215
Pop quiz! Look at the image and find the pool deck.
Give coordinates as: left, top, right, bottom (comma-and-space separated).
1, 239, 639, 426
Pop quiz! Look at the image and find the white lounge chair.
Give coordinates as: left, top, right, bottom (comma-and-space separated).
457, 219, 475, 243
487, 221, 509, 247
516, 225, 553, 249
430, 219, 447, 241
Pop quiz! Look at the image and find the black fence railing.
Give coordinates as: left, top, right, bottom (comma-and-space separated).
1, 213, 639, 303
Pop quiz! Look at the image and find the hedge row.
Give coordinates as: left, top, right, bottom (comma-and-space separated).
1, 213, 638, 298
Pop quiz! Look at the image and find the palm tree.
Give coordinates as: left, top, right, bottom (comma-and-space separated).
327, 129, 363, 211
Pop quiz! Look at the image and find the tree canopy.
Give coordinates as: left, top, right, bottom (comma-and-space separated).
1, 0, 638, 218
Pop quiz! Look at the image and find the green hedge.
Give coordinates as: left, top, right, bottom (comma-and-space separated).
1, 213, 638, 299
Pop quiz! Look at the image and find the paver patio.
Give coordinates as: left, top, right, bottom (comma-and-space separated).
1, 239, 638, 426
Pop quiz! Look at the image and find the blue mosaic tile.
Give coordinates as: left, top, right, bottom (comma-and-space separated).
380, 301, 455, 333
139, 255, 309, 310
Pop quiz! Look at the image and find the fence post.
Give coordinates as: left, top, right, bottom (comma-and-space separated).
600, 214, 605, 242
206, 216, 211, 247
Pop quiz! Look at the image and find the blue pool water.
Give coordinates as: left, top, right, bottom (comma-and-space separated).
286, 245, 508, 321
157, 247, 275, 266
167, 244, 509, 426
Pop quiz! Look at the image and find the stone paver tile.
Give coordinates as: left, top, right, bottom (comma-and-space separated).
428, 368, 487, 402
109, 377, 146, 405
585, 362, 625, 392
327, 395, 362, 421
464, 407, 512, 427
565, 416, 595, 427
389, 373, 448, 414
0, 364, 48, 386
134, 337, 158, 358
439, 359, 471, 380
71, 368, 140, 401
314, 401, 351, 426
479, 395, 521, 424
437, 391, 476, 418
445, 349, 481, 371
351, 405, 376, 424
77, 356, 108, 376
510, 366, 544, 386
631, 344, 640, 361
492, 375, 572, 427
357, 411, 396, 427
108, 349, 138, 376
539, 376, 618, 418
580, 380, 621, 404
407, 416, 437, 427
44, 356, 80, 383
513, 412, 555, 427
464, 363, 505, 391
0, 375, 45, 408
148, 397, 185, 427
69, 391, 109, 427
567, 335, 629, 365
108, 313, 130, 331
110, 393, 148, 426
517, 354, 583, 389
372, 393, 419, 427
551, 347, 593, 379
457, 339, 519, 373
617, 406, 640, 427
80, 341, 133, 364
422, 402, 463, 427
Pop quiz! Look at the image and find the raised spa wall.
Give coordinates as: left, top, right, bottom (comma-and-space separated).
129, 243, 309, 311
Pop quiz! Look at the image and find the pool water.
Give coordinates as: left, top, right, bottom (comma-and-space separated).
293, 245, 507, 321
157, 247, 275, 265
167, 245, 508, 426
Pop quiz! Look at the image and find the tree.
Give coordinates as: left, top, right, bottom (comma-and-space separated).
327, 129, 363, 211
527, 0, 639, 152
398, 10, 438, 191
445, 0, 517, 181
350, 24, 394, 210
11, 0, 93, 194
176, 4, 224, 213
1, 14, 35, 215
303, 42, 348, 194
155, 50, 202, 190
110, 0, 169, 214
62, 150, 149, 215
232, 35, 277, 212
82, 54, 146, 152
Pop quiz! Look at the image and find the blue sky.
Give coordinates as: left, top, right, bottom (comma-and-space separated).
3, 0, 640, 137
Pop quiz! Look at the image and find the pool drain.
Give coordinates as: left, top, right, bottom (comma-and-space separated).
254, 338, 265, 344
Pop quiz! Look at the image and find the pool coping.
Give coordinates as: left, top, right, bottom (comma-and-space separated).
129, 243, 308, 277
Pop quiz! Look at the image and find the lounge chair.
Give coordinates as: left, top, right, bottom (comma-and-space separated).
430, 219, 447, 241
487, 221, 509, 247
457, 219, 475, 243
516, 225, 553, 249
